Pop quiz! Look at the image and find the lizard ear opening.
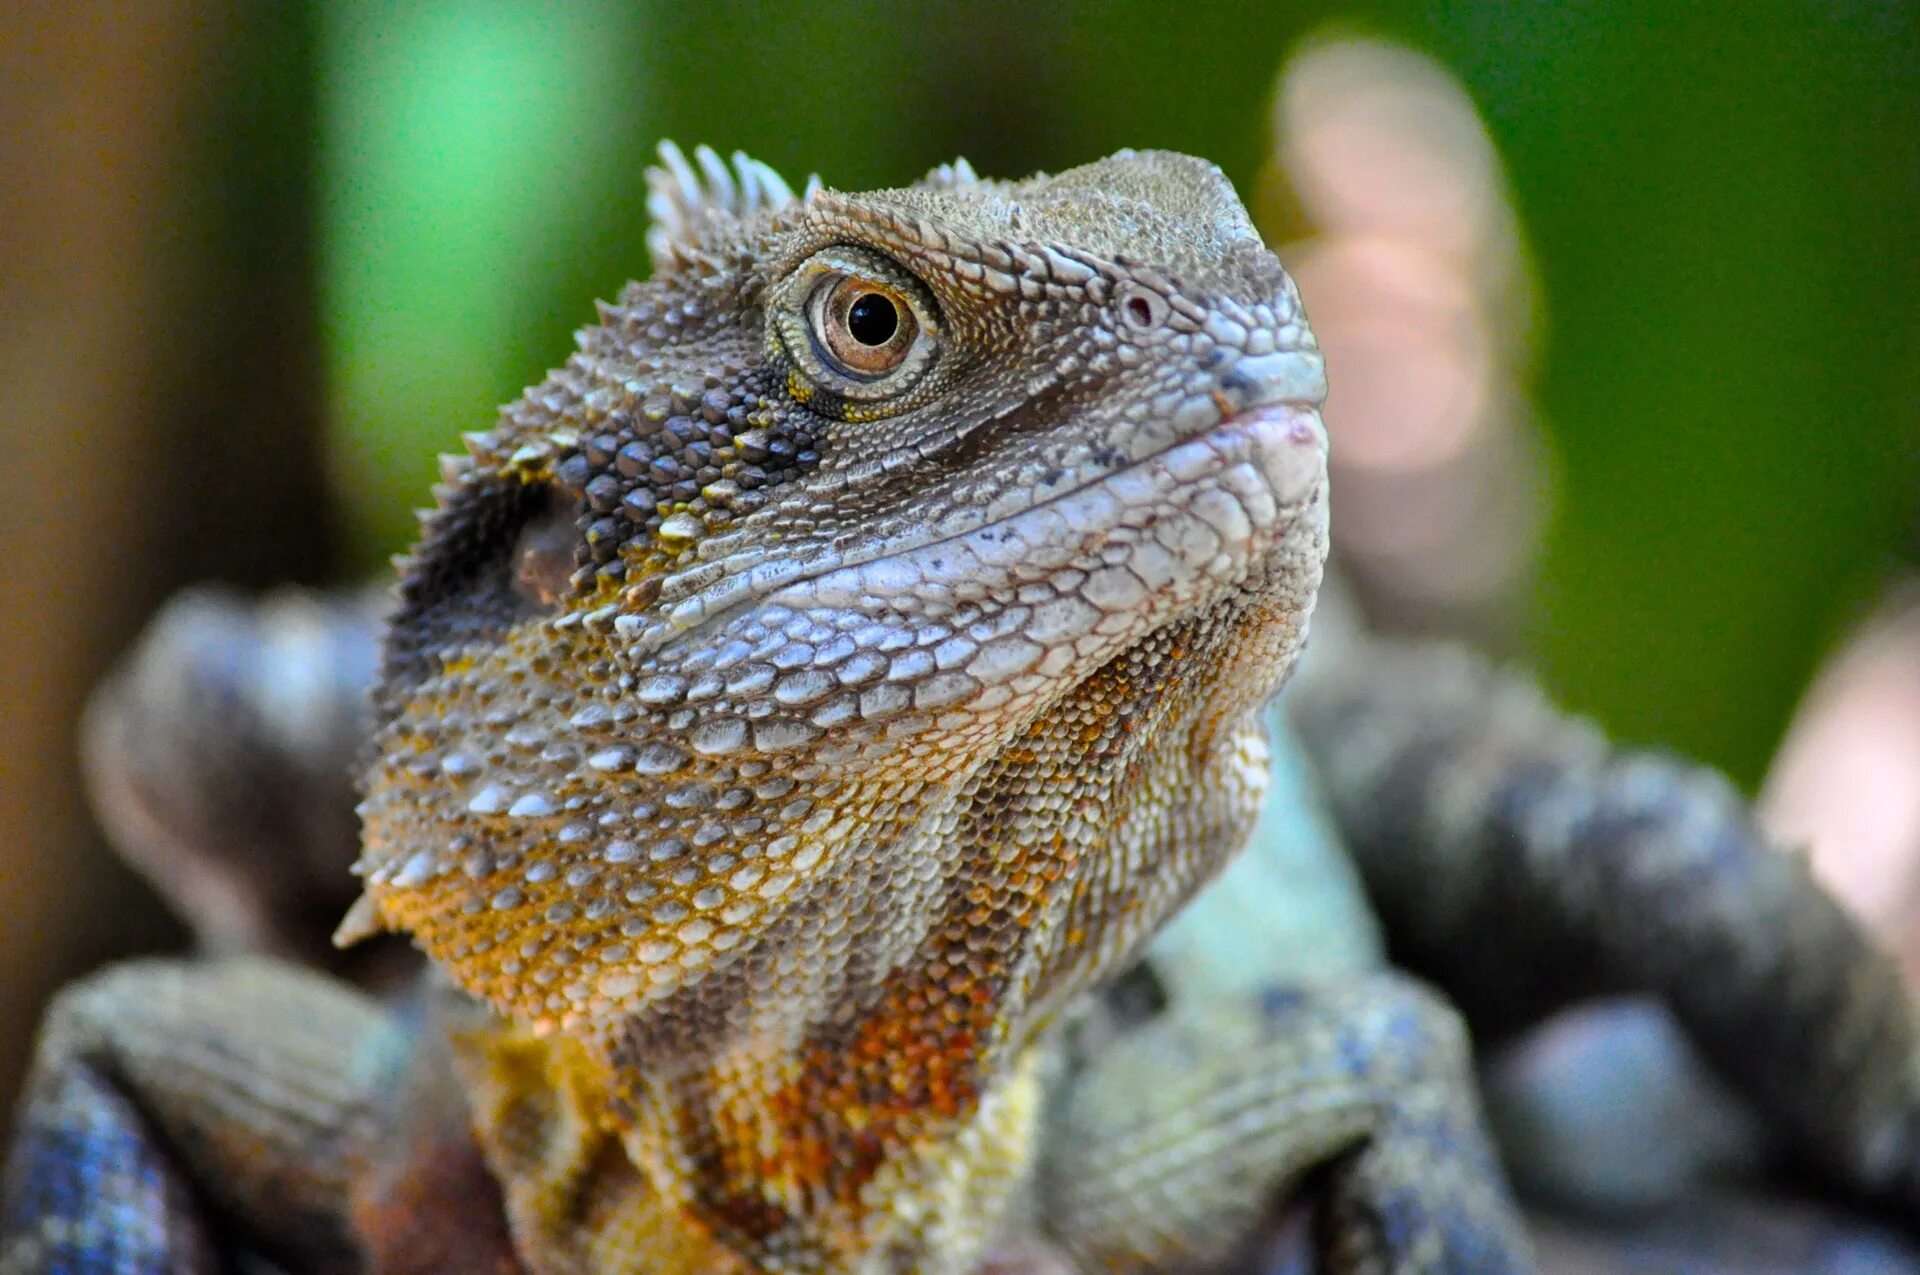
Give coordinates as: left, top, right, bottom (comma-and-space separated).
380, 478, 576, 711
645, 142, 816, 276
509, 487, 579, 612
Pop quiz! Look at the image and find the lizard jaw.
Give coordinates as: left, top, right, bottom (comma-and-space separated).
744, 397, 1326, 690
627, 375, 1329, 690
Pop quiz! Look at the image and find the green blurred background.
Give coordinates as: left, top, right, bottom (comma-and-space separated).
1, 1, 1914, 1123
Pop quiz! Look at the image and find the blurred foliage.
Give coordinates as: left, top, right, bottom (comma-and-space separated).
312, 0, 1917, 786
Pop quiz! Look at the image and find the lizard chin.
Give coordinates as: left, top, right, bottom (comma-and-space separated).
1232, 401, 1329, 510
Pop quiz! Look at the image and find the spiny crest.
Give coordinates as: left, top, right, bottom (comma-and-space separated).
919, 156, 982, 191
645, 142, 820, 275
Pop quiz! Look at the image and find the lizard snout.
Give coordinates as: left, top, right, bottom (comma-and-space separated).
1216, 348, 1328, 414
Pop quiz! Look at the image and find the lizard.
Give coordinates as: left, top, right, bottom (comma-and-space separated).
7, 143, 1920, 1274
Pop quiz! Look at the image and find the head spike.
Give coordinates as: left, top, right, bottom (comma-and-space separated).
922, 157, 983, 190
646, 141, 803, 273
332, 891, 389, 948
655, 140, 701, 211
692, 144, 736, 209
734, 151, 796, 211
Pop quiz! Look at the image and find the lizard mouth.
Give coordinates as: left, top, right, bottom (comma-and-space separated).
620, 383, 1328, 670
1202, 399, 1328, 502
763, 399, 1319, 624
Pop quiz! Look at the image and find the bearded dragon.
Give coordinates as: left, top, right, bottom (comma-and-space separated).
7, 145, 1920, 1275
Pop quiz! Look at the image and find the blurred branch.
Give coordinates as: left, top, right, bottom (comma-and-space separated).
1261, 36, 1546, 650
0, 1, 336, 1132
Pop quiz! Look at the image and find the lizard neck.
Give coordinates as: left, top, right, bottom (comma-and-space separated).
449, 602, 1293, 1272
450, 1005, 1045, 1274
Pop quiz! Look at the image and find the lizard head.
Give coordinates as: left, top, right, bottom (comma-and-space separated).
351, 145, 1328, 1062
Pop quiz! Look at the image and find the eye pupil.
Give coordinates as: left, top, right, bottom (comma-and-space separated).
801, 268, 925, 385
846, 293, 899, 346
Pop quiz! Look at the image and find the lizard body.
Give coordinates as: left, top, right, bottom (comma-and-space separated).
7, 146, 1920, 1275
343, 145, 1330, 1273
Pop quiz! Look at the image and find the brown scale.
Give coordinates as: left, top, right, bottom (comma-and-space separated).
651, 621, 1213, 1241
556, 364, 820, 582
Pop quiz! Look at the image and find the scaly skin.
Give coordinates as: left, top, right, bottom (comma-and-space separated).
339, 145, 1331, 1274
9, 146, 1920, 1275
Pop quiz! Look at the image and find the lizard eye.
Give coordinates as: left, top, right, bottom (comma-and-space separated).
771, 245, 940, 407
811, 277, 917, 376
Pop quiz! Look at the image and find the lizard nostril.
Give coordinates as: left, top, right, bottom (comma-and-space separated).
1116, 283, 1169, 333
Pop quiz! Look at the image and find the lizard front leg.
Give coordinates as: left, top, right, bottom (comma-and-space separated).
1289, 637, 1920, 1215
1, 958, 511, 1274
1036, 972, 1529, 1274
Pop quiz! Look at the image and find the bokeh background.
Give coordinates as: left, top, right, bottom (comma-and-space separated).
2, 2, 1915, 1133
